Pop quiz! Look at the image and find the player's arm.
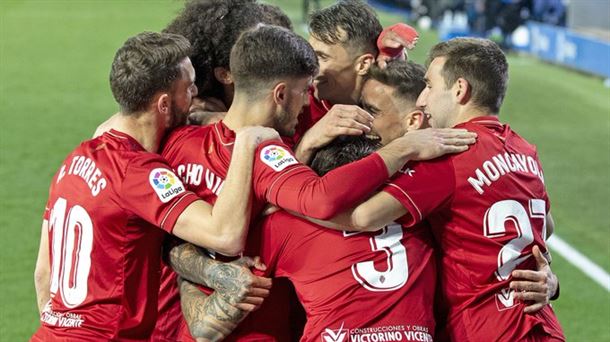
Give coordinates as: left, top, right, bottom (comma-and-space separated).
510, 211, 560, 313
168, 242, 271, 308
178, 277, 249, 342
270, 128, 475, 220
34, 220, 50, 314
173, 126, 279, 255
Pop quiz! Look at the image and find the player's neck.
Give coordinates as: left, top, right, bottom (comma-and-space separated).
223, 95, 274, 132
112, 112, 164, 153
452, 104, 493, 126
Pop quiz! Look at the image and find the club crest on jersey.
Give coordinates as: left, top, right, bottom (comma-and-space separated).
260, 145, 297, 172
149, 168, 185, 203
321, 322, 347, 342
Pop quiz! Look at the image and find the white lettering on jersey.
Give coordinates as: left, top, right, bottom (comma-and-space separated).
149, 168, 186, 203
176, 163, 225, 196
467, 152, 545, 194
260, 145, 298, 172
65, 155, 107, 196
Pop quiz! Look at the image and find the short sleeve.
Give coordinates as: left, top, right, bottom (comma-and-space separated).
120, 154, 199, 233
382, 157, 455, 227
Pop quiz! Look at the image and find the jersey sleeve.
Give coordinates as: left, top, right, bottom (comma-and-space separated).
382, 157, 455, 227
253, 141, 389, 220
120, 154, 199, 233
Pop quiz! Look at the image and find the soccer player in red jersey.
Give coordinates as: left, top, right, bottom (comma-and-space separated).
327, 40, 565, 341
252, 136, 437, 342
161, 25, 477, 341
31, 32, 277, 341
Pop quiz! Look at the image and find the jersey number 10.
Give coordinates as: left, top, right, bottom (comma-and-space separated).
48, 197, 93, 308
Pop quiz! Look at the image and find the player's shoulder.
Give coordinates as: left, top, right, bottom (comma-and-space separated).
255, 140, 301, 173
165, 124, 212, 145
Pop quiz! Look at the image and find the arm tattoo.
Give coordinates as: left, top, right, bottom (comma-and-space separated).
169, 243, 216, 287
179, 277, 249, 341
170, 243, 256, 306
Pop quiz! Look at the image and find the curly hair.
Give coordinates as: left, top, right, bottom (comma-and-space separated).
164, 0, 292, 99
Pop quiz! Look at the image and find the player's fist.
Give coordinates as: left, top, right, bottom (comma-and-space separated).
221, 256, 272, 312
376, 23, 419, 68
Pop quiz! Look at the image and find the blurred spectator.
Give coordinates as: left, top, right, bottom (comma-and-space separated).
532, 0, 566, 26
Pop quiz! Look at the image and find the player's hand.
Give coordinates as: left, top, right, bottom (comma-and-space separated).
211, 256, 272, 312
300, 104, 373, 149
397, 128, 477, 160
376, 23, 419, 68
236, 126, 280, 147
510, 245, 558, 314
187, 111, 226, 126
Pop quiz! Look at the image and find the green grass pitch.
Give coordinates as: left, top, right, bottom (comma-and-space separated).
1, 0, 608, 340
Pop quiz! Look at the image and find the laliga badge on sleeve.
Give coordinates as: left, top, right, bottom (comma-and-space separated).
149, 168, 186, 203
260, 145, 298, 172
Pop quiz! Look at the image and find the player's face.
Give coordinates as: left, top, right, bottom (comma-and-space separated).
169, 58, 198, 129
360, 79, 408, 145
275, 76, 312, 137
309, 35, 360, 105
416, 57, 455, 128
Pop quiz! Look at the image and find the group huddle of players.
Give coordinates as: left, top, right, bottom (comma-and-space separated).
31, 0, 566, 341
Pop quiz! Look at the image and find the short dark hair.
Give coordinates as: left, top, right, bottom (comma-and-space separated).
367, 60, 426, 104
109, 31, 191, 114
164, 0, 263, 98
428, 37, 508, 114
259, 3, 293, 31
309, 0, 382, 54
310, 136, 381, 176
230, 25, 318, 97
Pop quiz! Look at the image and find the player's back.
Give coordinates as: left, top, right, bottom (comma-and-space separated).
433, 116, 563, 340
34, 130, 188, 341
253, 211, 436, 342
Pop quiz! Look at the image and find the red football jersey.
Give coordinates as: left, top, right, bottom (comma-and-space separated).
382, 116, 565, 341
156, 121, 389, 341
31, 130, 198, 341
248, 211, 437, 342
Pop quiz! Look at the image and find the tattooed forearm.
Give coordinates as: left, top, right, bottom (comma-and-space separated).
170, 243, 258, 306
179, 277, 248, 341
169, 243, 217, 287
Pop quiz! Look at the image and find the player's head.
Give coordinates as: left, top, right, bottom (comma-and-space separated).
310, 136, 381, 176
360, 60, 427, 145
164, 0, 292, 105
109, 31, 196, 129
230, 24, 318, 137
259, 3, 293, 31
308, 0, 382, 105
416, 37, 508, 128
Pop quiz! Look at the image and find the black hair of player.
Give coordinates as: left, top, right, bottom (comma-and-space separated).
310, 136, 382, 176
366, 60, 427, 103
230, 25, 319, 97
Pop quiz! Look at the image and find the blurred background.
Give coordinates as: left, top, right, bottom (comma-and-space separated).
1, 0, 608, 340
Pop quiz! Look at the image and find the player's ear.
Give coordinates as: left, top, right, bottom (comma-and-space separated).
156, 93, 171, 115
404, 108, 425, 131
272, 82, 287, 105
214, 67, 233, 85
454, 77, 471, 105
355, 53, 375, 76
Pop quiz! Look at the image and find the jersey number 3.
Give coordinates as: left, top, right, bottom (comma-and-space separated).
48, 197, 93, 308
348, 224, 408, 292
